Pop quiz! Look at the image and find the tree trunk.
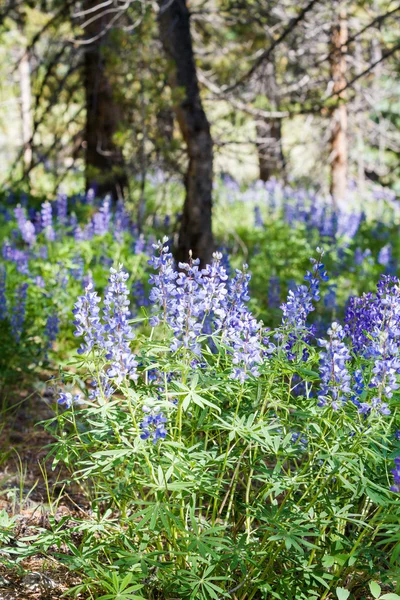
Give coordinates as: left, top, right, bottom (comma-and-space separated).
256, 63, 285, 181
329, 4, 348, 204
82, 1, 127, 200
158, 0, 214, 266
18, 48, 33, 173
256, 119, 284, 181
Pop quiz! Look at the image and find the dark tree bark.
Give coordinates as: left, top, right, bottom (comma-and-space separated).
329, 3, 348, 204
158, 0, 214, 266
256, 119, 285, 181
256, 63, 285, 181
82, 1, 127, 200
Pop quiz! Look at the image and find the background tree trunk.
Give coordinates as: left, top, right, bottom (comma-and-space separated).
158, 0, 214, 266
329, 4, 348, 205
256, 62, 285, 181
18, 47, 33, 173
82, 1, 127, 200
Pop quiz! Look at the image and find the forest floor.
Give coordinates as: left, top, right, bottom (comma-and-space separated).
0, 387, 88, 599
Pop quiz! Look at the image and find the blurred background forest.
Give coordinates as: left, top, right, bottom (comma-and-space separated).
2, 0, 400, 262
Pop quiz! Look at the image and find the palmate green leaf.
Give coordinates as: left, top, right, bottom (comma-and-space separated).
380, 594, 400, 600
174, 378, 221, 413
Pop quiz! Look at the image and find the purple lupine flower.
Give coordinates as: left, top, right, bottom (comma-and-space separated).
15, 205, 36, 246
72, 283, 104, 355
34, 275, 45, 288
93, 198, 111, 236
83, 221, 94, 241
268, 276, 281, 308
45, 314, 59, 351
56, 192, 68, 225
318, 322, 351, 410
390, 457, 400, 492
57, 392, 82, 409
89, 374, 115, 402
346, 276, 400, 415
3, 242, 30, 275
103, 265, 138, 383
254, 206, 264, 228
279, 250, 328, 360
11, 282, 28, 342
148, 237, 178, 326
41, 201, 55, 241
0, 266, 7, 320
134, 235, 146, 254
218, 266, 263, 381
324, 284, 337, 310
74, 225, 84, 241
86, 188, 95, 205
139, 407, 167, 443
378, 244, 392, 267
131, 281, 150, 312
114, 199, 130, 234
291, 431, 308, 449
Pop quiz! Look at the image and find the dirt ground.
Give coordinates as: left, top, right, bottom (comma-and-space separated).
0, 388, 88, 599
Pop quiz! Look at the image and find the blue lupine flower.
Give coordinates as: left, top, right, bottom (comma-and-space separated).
103, 265, 138, 383
41, 201, 55, 241
268, 276, 281, 308
56, 192, 68, 225
390, 457, 400, 492
45, 314, 59, 352
15, 205, 36, 246
0, 266, 7, 320
93, 198, 111, 236
57, 392, 82, 409
72, 283, 104, 355
254, 206, 264, 228
318, 322, 351, 410
378, 244, 392, 267
11, 283, 28, 342
139, 407, 167, 443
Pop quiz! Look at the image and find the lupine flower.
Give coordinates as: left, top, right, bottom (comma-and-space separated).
279, 250, 328, 359
89, 375, 115, 402
15, 205, 36, 245
254, 206, 264, 228
324, 284, 337, 310
11, 283, 28, 342
45, 314, 59, 352
56, 192, 68, 225
291, 431, 308, 449
148, 238, 178, 326
2, 242, 30, 274
57, 392, 82, 409
34, 275, 45, 289
318, 322, 351, 410
103, 265, 138, 383
93, 198, 111, 236
131, 281, 150, 313
378, 244, 392, 267
72, 283, 104, 355
218, 265, 263, 381
148, 240, 262, 380
139, 406, 167, 443
0, 266, 7, 320
41, 201, 55, 241
268, 276, 281, 308
390, 457, 400, 493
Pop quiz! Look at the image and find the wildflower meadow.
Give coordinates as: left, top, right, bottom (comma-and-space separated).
0, 179, 399, 600
2, 1, 400, 597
